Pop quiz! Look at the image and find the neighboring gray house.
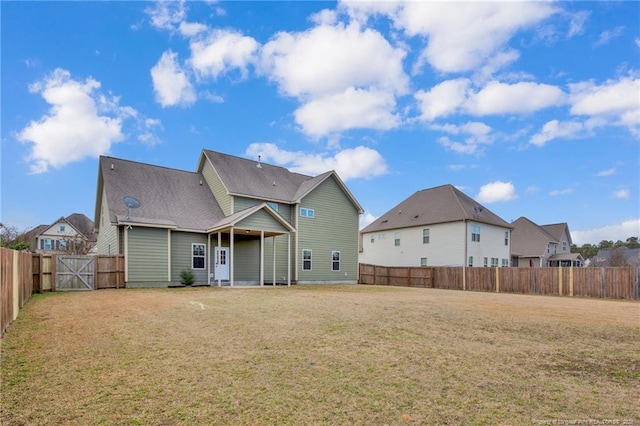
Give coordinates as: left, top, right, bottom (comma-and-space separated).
359, 184, 512, 267
23, 213, 97, 254
510, 217, 583, 267
94, 150, 363, 287
591, 247, 640, 267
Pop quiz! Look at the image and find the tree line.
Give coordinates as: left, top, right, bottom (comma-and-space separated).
571, 237, 639, 266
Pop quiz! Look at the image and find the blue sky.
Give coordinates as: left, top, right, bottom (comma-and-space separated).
1, 1, 639, 245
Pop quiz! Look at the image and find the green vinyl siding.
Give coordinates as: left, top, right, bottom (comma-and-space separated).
170, 231, 208, 283
297, 176, 359, 282
263, 234, 293, 283
127, 227, 169, 282
235, 197, 294, 226
233, 235, 260, 282
236, 209, 290, 233
201, 158, 232, 216
96, 191, 118, 255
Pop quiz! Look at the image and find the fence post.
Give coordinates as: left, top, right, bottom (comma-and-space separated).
12, 251, 19, 322
569, 267, 574, 297
495, 267, 500, 293
558, 267, 563, 296
600, 267, 606, 298
94, 256, 99, 290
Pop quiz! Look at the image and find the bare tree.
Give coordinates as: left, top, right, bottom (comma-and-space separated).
0, 223, 30, 251
61, 234, 96, 255
608, 247, 629, 267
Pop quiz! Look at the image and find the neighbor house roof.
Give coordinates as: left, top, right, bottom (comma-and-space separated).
510, 216, 558, 257
361, 184, 511, 234
541, 222, 572, 246
97, 156, 225, 232
65, 213, 97, 242
200, 150, 363, 212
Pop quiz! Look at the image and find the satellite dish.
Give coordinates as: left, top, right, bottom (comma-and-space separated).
123, 196, 141, 221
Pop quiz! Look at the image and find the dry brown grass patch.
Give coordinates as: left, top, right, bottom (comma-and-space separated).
1, 286, 638, 425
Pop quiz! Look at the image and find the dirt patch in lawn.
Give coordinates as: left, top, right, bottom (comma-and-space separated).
2, 286, 638, 425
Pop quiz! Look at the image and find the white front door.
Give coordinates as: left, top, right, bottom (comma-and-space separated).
214, 247, 229, 281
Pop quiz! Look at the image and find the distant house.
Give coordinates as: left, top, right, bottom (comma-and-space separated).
510, 217, 583, 267
94, 150, 363, 287
592, 247, 640, 267
359, 184, 512, 267
23, 213, 97, 254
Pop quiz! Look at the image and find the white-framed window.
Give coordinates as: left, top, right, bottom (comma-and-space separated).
471, 225, 481, 242
505, 231, 509, 246
302, 249, 312, 271
394, 232, 401, 246
331, 251, 340, 271
420, 257, 428, 267
491, 258, 498, 267
192, 243, 205, 269
423, 228, 430, 244
56, 240, 67, 251
267, 202, 279, 212
59, 225, 66, 232
484, 257, 488, 267
502, 259, 509, 267
378, 233, 386, 240
40, 239, 53, 250
562, 240, 567, 251
300, 208, 315, 218
370, 235, 375, 243
468, 256, 474, 266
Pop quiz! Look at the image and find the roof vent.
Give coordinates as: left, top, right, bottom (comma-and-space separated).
199, 179, 203, 186
381, 219, 388, 224
414, 215, 419, 219
257, 155, 262, 168
111, 163, 114, 170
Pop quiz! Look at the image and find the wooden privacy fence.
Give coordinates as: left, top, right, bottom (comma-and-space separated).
359, 263, 640, 300
1, 248, 34, 337
33, 254, 125, 291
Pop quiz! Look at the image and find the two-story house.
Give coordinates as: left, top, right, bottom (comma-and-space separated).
24, 213, 97, 254
94, 150, 363, 287
510, 217, 583, 267
359, 184, 512, 267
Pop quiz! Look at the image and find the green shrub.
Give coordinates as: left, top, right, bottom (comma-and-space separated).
180, 269, 195, 286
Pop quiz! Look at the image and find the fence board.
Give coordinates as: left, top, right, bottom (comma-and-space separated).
96, 256, 125, 289
358, 263, 639, 300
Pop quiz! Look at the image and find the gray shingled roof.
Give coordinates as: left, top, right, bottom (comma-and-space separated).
99, 156, 225, 232
510, 216, 557, 257
201, 150, 363, 212
541, 223, 572, 246
203, 150, 311, 203
361, 184, 511, 234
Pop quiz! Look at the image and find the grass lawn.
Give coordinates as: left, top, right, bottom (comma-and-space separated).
1, 285, 638, 425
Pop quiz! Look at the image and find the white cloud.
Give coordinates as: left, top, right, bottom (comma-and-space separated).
146, 1, 186, 32
415, 78, 471, 121
549, 188, 573, 196
467, 81, 566, 115
151, 50, 196, 107
17, 69, 126, 174
431, 121, 493, 155
390, 2, 557, 74
595, 168, 616, 177
567, 10, 590, 38
612, 188, 630, 200
476, 181, 517, 203
245, 143, 388, 181
530, 119, 585, 146
569, 76, 640, 130
359, 212, 377, 230
294, 87, 400, 137
571, 218, 640, 245
416, 79, 565, 122
260, 22, 408, 98
178, 21, 208, 37
595, 26, 624, 47
189, 30, 258, 80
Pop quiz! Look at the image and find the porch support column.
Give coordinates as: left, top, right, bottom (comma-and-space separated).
287, 232, 291, 287
207, 233, 211, 286
230, 227, 234, 287
217, 231, 222, 287
273, 236, 277, 286
260, 230, 264, 287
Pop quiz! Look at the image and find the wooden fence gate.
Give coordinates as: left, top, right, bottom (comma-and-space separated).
56, 256, 95, 291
